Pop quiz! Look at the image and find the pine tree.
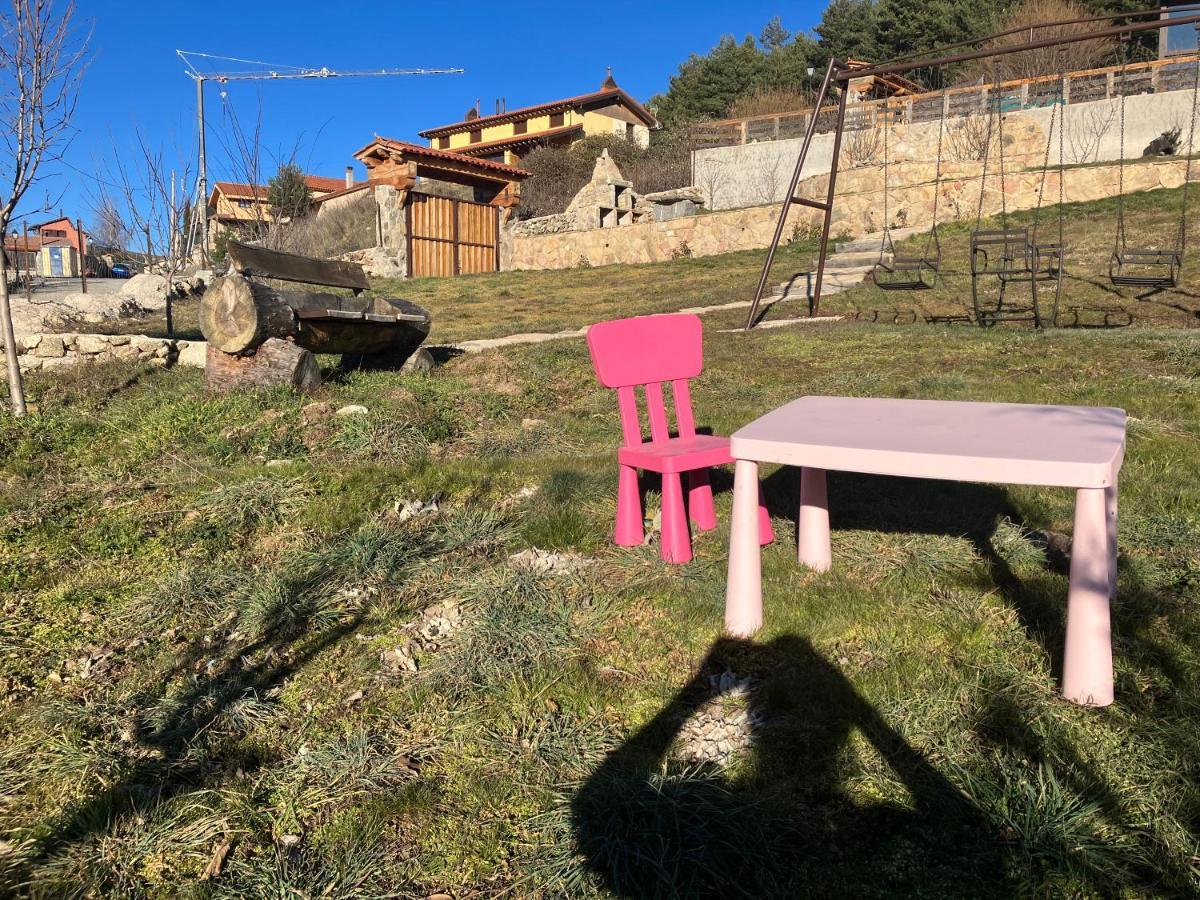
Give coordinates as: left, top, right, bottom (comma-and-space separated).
759, 16, 792, 52
872, 0, 1000, 63
650, 35, 768, 125
815, 0, 879, 63
267, 164, 312, 222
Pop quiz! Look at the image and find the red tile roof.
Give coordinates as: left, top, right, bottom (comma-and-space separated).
418, 86, 658, 138
353, 137, 531, 178
212, 175, 358, 202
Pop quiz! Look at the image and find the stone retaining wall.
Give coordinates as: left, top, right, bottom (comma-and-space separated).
13, 333, 208, 374
508, 157, 1190, 271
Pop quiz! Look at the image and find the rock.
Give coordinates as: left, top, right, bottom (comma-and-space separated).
132, 336, 165, 353
40, 356, 76, 370
18, 357, 42, 372
33, 335, 65, 358
21, 333, 42, 351
521, 418, 544, 430
381, 645, 419, 674
176, 341, 207, 368
395, 497, 438, 523
509, 547, 589, 576
400, 348, 435, 375
75, 334, 110, 354
265, 459, 292, 468
154, 345, 170, 359
109, 334, 131, 346
336, 404, 369, 417
112, 343, 140, 361
121, 272, 170, 309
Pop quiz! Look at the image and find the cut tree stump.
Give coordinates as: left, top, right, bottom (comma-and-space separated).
203, 339, 321, 394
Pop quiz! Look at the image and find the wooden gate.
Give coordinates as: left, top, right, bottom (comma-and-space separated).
406, 193, 499, 278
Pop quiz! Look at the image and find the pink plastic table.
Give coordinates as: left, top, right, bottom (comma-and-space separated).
724, 396, 1126, 706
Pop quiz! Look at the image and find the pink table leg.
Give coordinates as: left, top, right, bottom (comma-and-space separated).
725, 459, 763, 636
798, 467, 832, 572
1106, 483, 1118, 599
1062, 487, 1115, 707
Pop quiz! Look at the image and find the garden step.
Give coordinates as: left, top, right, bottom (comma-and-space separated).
824, 251, 882, 269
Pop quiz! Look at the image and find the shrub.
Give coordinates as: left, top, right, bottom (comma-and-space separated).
518, 133, 694, 219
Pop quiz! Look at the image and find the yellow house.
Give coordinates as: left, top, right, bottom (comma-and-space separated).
418, 71, 658, 166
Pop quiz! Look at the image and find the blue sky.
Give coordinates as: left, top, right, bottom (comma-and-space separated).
19, 0, 823, 232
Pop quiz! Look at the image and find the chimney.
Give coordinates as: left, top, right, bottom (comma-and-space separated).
345, 166, 354, 188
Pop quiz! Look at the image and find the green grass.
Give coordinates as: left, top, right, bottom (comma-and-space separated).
2, 317, 1199, 896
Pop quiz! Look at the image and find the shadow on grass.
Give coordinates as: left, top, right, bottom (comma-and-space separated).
571, 635, 1014, 897
15, 597, 369, 887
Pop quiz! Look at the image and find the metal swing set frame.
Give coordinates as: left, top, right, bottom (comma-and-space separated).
744, 4, 1200, 330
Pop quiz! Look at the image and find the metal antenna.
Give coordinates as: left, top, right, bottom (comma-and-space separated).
176, 49, 464, 262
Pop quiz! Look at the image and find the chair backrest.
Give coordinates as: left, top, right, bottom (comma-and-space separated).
586, 314, 704, 447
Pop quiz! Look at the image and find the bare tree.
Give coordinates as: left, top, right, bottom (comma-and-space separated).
0, 0, 88, 416
843, 124, 884, 167
93, 131, 195, 335
1065, 104, 1117, 164
90, 191, 130, 250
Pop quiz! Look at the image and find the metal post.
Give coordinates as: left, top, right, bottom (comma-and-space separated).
77, 218, 87, 294
196, 77, 209, 264
743, 58, 839, 331
811, 81, 851, 319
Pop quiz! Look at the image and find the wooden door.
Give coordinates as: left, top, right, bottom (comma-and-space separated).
407, 193, 499, 278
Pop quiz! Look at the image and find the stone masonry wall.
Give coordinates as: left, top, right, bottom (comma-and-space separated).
694, 89, 1200, 211
508, 157, 1190, 271
13, 333, 207, 374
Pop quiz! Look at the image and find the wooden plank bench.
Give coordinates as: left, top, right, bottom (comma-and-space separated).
200, 241, 432, 391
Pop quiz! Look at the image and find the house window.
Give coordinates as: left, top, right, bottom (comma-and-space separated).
438, 136, 450, 149
626, 122, 635, 140
514, 119, 527, 135
469, 128, 482, 143
237, 199, 253, 208
42, 229, 66, 238
549, 111, 565, 128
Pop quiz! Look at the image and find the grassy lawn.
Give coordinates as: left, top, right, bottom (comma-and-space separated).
2, 320, 1198, 896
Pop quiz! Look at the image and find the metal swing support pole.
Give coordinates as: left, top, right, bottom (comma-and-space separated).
744, 58, 841, 331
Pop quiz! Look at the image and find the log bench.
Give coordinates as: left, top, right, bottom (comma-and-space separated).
200, 241, 432, 392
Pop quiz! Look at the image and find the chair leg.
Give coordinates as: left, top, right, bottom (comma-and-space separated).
614, 465, 643, 547
660, 472, 692, 564
687, 469, 718, 531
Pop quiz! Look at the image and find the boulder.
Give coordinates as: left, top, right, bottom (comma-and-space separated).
176, 341, 207, 369
33, 335, 65, 358
75, 334, 111, 354
120, 272, 170, 310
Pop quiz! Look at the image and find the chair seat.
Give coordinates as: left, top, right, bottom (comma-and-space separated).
618, 434, 733, 474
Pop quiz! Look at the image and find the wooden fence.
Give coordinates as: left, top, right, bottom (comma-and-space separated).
691, 53, 1200, 148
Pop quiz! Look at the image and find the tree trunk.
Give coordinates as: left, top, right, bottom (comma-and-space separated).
203, 338, 321, 394
199, 274, 429, 358
0, 255, 27, 417
200, 275, 300, 353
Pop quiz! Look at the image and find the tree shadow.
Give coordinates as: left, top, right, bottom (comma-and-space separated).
572, 635, 1015, 897
18, 590, 370, 881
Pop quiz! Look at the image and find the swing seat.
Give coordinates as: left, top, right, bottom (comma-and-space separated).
1109, 248, 1181, 289
971, 228, 1034, 278
871, 254, 940, 291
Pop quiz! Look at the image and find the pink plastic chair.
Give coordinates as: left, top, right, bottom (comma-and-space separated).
586, 314, 774, 564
